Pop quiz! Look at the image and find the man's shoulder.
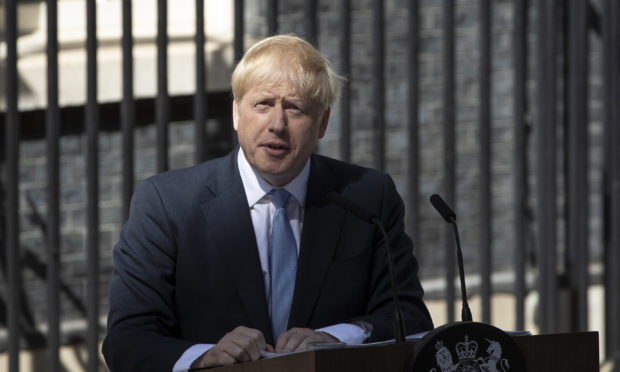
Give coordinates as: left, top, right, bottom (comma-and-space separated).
310, 154, 401, 217
139, 150, 236, 192
311, 153, 388, 184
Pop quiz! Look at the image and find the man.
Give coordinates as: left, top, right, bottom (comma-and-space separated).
102, 34, 433, 371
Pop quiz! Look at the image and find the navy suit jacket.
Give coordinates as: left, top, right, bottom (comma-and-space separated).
102, 149, 432, 371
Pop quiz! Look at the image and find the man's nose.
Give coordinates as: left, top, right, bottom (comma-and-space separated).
268, 105, 287, 132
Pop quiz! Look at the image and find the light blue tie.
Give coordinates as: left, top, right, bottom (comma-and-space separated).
269, 188, 298, 341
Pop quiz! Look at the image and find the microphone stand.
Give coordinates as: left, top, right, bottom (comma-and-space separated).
372, 218, 407, 343
450, 219, 473, 322
430, 193, 472, 322
327, 191, 407, 344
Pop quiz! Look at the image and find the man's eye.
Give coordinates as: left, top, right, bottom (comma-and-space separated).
285, 104, 305, 114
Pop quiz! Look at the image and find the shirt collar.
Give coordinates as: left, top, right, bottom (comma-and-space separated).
237, 148, 310, 207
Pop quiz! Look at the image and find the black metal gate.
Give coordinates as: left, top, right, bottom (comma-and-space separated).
2, 0, 619, 371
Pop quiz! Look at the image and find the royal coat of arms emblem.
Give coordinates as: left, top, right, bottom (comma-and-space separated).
405, 322, 527, 372
431, 335, 510, 372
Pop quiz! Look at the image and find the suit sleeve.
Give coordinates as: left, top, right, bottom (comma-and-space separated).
102, 179, 194, 371
349, 174, 433, 342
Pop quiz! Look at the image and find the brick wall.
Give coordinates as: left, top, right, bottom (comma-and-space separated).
244, 0, 528, 275
0, 117, 230, 342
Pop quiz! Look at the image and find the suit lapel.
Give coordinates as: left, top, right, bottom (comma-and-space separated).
289, 156, 346, 328
200, 151, 273, 342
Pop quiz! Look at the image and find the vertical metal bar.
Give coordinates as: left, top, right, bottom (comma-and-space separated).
304, 0, 318, 44
86, 0, 100, 371
5, 0, 20, 371
567, 0, 589, 332
535, 0, 558, 333
121, 0, 135, 221
234, 0, 244, 64
157, 0, 169, 172
339, 0, 351, 163
407, 0, 420, 249
232, 0, 244, 147
372, 0, 385, 171
513, 0, 528, 332
195, 0, 207, 164
603, 0, 620, 364
479, 0, 492, 324
443, 0, 456, 323
46, 0, 61, 370
267, 0, 278, 35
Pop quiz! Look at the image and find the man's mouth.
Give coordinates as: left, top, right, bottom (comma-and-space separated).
263, 143, 290, 155
266, 143, 288, 150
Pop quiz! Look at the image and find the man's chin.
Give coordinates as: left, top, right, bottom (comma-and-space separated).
256, 167, 295, 187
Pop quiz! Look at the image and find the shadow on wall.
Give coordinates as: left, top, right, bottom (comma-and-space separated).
0, 180, 107, 370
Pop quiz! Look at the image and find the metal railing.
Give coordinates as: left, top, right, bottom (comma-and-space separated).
2, 0, 619, 371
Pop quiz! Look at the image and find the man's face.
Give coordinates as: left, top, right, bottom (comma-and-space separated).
233, 82, 330, 186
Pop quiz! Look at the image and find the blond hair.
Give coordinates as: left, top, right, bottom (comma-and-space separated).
231, 34, 343, 111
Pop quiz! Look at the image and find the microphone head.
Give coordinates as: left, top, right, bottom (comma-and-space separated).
430, 194, 456, 223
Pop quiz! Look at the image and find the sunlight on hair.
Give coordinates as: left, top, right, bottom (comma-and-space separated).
232, 34, 345, 111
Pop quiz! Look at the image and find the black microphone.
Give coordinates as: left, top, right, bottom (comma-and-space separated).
326, 191, 407, 344
430, 194, 456, 223
429, 194, 473, 322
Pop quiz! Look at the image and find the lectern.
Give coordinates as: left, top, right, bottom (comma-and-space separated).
209, 332, 598, 372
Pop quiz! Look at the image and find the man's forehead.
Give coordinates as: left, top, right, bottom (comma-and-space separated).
251, 82, 297, 94
246, 82, 306, 101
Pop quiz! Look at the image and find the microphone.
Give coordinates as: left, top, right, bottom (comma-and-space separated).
326, 191, 407, 344
429, 194, 473, 322
406, 195, 527, 372
430, 194, 456, 223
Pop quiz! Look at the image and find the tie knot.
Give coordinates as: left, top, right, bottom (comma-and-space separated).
271, 188, 291, 209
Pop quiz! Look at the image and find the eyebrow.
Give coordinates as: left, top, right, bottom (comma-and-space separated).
251, 92, 305, 106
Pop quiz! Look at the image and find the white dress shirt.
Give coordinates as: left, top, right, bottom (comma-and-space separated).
172, 150, 368, 371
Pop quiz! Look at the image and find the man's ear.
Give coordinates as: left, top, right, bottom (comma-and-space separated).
318, 108, 331, 139
232, 99, 239, 131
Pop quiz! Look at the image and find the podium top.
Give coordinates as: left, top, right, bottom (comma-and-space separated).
208, 332, 599, 372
